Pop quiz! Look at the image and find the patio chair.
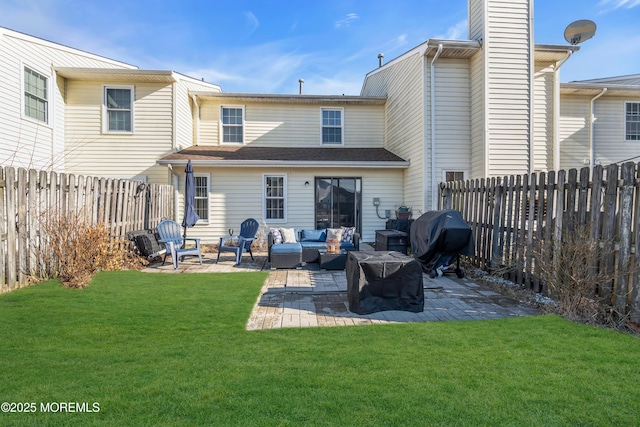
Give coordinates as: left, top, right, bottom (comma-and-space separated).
157, 219, 203, 269
217, 218, 260, 265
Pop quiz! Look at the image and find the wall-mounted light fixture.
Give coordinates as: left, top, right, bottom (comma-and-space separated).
304, 181, 310, 186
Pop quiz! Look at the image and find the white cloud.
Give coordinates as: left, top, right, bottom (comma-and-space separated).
446, 20, 468, 40
598, 0, 640, 12
243, 11, 260, 38
335, 13, 359, 28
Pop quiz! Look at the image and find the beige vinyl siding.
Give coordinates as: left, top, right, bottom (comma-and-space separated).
558, 95, 589, 170
173, 167, 403, 243
197, 101, 384, 147
484, 0, 532, 176
64, 81, 173, 183
433, 58, 471, 188
362, 53, 425, 211
470, 47, 486, 178
175, 78, 222, 149
533, 62, 554, 171
0, 29, 133, 171
468, 0, 485, 41
593, 97, 640, 165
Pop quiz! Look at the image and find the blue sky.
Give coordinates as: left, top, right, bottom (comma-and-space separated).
1, 0, 639, 94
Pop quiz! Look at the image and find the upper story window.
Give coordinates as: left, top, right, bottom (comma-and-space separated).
23, 66, 49, 124
103, 85, 134, 133
221, 106, 244, 143
321, 108, 343, 145
625, 102, 640, 141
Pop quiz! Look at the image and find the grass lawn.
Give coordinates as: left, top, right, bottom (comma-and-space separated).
1, 271, 639, 426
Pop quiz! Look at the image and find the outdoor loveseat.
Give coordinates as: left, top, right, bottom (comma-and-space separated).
268, 227, 360, 269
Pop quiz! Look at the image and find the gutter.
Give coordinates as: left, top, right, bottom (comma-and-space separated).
157, 160, 410, 169
553, 51, 573, 172
430, 43, 443, 210
589, 88, 608, 169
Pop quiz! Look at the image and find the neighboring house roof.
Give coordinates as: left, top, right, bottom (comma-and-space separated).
157, 146, 409, 168
561, 74, 640, 96
362, 38, 578, 85
0, 26, 137, 69
54, 67, 223, 90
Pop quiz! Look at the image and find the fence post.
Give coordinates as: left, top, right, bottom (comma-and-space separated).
616, 162, 634, 315
0, 167, 6, 289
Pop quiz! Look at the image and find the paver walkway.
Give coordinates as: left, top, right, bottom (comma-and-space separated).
246, 267, 538, 330
142, 248, 539, 331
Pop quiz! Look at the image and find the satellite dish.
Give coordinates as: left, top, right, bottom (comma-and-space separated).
564, 19, 597, 45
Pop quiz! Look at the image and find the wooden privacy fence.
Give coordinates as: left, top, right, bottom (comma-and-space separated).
439, 162, 640, 323
0, 166, 173, 291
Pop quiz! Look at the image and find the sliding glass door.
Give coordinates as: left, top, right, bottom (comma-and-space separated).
315, 177, 361, 233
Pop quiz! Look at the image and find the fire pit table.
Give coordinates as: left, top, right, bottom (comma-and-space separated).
346, 251, 424, 314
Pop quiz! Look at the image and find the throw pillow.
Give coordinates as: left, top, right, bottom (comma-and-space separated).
280, 228, 298, 243
301, 229, 327, 242
341, 226, 356, 244
270, 228, 283, 245
326, 228, 343, 242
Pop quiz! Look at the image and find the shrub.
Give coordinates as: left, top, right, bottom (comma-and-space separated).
37, 210, 144, 288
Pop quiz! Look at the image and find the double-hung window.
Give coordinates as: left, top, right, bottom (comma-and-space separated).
321, 108, 343, 144
194, 173, 210, 222
221, 106, 244, 143
104, 85, 134, 133
264, 175, 286, 222
626, 102, 640, 141
23, 66, 49, 124
444, 171, 466, 182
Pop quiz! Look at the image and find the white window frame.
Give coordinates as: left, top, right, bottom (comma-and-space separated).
193, 172, 210, 224
103, 85, 135, 134
263, 174, 287, 223
320, 107, 344, 145
220, 105, 245, 144
625, 101, 640, 142
21, 63, 51, 126
442, 170, 467, 182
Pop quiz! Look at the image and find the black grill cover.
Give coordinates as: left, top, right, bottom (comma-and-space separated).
410, 210, 474, 265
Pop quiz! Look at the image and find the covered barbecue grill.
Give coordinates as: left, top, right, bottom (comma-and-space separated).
410, 210, 474, 278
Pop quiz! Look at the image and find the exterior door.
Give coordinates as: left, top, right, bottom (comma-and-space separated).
315, 177, 361, 233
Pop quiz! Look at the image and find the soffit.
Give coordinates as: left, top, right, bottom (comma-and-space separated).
54, 67, 176, 83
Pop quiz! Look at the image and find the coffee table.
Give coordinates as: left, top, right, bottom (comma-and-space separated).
318, 249, 347, 270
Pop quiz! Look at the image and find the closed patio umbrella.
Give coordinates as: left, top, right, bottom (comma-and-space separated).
182, 160, 200, 237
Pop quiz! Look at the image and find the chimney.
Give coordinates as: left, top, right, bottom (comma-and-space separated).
378, 53, 384, 67
299, 79, 304, 94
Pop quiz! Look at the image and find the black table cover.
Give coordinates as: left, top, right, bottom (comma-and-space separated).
346, 251, 424, 314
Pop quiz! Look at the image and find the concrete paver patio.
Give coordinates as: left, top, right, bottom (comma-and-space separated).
142, 246, 538, 330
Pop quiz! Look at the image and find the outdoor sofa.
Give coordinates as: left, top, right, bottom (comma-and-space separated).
268, 227, 360, 269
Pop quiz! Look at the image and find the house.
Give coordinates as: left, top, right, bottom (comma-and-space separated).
1, 0, 639, 243
0, 26, 220, 178
559, 75, 640, 170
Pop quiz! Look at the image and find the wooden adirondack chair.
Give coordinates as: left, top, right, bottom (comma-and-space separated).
157, 219, 203, 269
217, 218, 260, 265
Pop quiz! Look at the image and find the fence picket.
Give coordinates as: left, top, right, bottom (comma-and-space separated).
438, 162, 640, 321
0, 166, 173, 292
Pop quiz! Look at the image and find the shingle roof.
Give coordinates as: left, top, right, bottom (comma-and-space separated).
157, 146, 409, 168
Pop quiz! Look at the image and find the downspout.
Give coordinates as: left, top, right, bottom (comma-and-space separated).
589, 88, 607, 169
552, 51, 572, 172
430, 43, 443, 210
167, 163, 180, 221
191, 94, 200, 146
